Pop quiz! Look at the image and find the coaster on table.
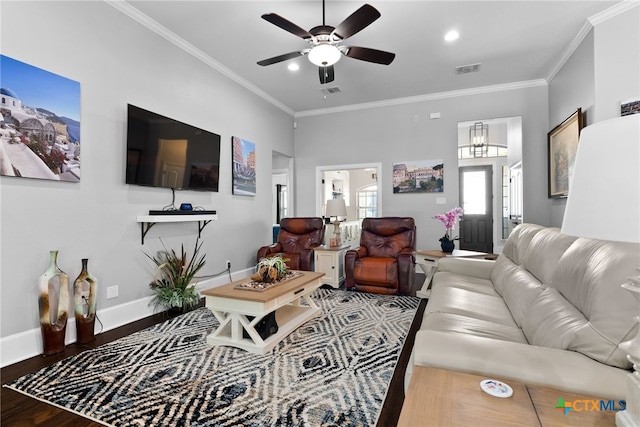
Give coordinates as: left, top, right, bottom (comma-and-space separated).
480, 379, 513, 398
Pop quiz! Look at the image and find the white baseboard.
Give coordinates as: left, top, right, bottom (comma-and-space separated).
0, 268, 252, 368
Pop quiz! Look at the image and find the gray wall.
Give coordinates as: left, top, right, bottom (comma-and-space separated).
594, 8, 640, 122
1, 2, 294, 337
294, 85, 550, 250
547, 6, 639, 226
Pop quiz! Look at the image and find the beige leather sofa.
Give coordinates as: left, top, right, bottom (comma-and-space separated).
407, 223, 640, 399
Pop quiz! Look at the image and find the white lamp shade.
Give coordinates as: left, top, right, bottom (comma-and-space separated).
326, 199, 347, 218
561, 114, 640, 243
308, 44, 341, 67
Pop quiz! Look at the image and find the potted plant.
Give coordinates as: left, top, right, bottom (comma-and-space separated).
251, 255, 289, 283
433, 207, 463, 253
145, 239, 206, 313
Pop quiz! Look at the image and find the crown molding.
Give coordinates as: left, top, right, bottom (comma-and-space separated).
589, 0, 639, 26
545, 21, 593, 83
546, 0, 639, 83
106, 0, 637, 120
294, 79, 547, 118
104, 0, 295, 117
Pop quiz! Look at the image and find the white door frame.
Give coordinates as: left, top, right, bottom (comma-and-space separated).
315, 162, 383, 218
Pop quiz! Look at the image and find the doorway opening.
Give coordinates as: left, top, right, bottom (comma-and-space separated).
272, 151, 294, 225
459, 165, 494, 253
316, 162, 382, 247
457, 116, 522, 254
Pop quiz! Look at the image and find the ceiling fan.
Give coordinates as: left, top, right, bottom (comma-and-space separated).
257, 1, 395, 84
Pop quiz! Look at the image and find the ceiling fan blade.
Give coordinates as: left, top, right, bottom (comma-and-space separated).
319, 65, 335, 84
345, 46, 395, 65
262, 13, 313, 40
257, 51, 304, 66
332, 4, 381, 40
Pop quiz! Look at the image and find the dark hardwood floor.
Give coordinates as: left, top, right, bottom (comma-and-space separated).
1, 296, 426, 427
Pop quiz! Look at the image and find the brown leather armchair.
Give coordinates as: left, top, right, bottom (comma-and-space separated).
345, 217, 416, 295
257, 217, 325, 271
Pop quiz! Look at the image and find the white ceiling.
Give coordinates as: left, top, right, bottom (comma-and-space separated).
118, 1, 623, 115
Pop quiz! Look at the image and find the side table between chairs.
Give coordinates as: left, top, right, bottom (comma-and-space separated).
414, 249, 490, 298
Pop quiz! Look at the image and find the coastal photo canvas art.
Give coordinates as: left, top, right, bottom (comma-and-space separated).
0, 55, 81, 182
393, 159, 444, 193
231, 136, 256, 196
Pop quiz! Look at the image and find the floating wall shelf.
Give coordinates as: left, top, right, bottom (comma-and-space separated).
136, 214, 218, 244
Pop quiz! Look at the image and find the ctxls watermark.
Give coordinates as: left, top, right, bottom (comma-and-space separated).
555, 398, 626, 415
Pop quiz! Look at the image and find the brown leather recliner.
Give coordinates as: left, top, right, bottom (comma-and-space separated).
345, 217, 416, 295
257, 217, 325, 271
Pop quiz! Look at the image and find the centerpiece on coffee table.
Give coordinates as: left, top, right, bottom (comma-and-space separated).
236, 255, 301, 291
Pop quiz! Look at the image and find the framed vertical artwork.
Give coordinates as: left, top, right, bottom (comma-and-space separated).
0, 55, 81, 182
392, 159, 444, 193
231, 136, 256, 196
548, 108, 583, 198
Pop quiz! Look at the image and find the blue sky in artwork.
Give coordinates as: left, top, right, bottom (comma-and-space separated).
240, 138, 255, 158
1, 55, 80, 121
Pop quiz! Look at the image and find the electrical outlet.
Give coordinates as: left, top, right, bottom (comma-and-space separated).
226, 260, 231, 270
107, 286, 119, 299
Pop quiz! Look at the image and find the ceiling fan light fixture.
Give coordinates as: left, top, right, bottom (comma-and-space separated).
308, 44, 341, 66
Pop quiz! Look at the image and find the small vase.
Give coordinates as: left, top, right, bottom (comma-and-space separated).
441, 240, 455, 253
73, 258, 98, 344
38, 250, 70, 356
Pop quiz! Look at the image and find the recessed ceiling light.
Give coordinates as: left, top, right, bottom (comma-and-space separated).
444, 30, 459, 42
288, 63, 300, 71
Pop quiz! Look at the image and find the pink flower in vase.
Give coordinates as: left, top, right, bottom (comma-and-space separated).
434, 207, 463, 241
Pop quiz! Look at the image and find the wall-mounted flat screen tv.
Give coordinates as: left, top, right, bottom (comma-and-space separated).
125, 104, 220, 192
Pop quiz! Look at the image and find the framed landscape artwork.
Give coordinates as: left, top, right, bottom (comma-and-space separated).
231, 136, 256, 196
0, 55, 81, 182
548, 108, 583, 198
393, 159, 444, 193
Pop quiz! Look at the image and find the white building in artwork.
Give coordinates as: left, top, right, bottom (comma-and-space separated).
0, 87, 22, 112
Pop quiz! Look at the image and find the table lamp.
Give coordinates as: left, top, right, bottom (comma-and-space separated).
326, 199, 347, 247
561, 114, 640, 427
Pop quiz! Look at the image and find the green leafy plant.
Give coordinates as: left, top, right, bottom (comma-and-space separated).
145, 239, 206, 313
251, 255, 289, 283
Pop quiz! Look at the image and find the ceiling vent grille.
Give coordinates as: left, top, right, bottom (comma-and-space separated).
455, 63, 481, 74
320, 87, 341, 94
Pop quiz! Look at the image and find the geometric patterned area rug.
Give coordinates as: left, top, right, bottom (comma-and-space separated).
5, 289, 420, 426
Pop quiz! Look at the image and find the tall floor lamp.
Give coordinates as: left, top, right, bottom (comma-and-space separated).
561, 114, 640, 427
326, 198, 347, 247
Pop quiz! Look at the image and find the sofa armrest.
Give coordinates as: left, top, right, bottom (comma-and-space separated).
409, 330, 628, 400
436, 257, 495, 280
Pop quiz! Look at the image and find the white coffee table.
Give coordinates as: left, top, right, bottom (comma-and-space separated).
202, 271, 324, 354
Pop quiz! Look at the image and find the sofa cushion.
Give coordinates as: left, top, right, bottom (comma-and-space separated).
521, 287, 586, 349
421, 312, 528, 343
426, 286, 516, 327
548, 237, 640, 368
501, 223, 545, 265
520, 227, 578, 285
353, 256, 398, 287
494, 227, 576, 327
431, 271, 497, 296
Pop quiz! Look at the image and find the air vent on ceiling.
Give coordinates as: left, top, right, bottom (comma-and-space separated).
455, 63, 481, 74
320, 87, 342, 95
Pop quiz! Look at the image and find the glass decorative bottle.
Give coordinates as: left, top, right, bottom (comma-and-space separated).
73, 258, 98, 344
38, 250, 69, 355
